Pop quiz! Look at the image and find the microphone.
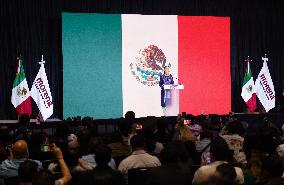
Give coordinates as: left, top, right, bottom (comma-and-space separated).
174, 77, 182, 85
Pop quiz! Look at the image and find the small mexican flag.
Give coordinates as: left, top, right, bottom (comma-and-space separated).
11, 57, 32, 115
241, 58, 256, 112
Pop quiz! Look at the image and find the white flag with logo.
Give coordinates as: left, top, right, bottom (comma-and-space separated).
255, 56, 275, 112
31, 62, 53, 121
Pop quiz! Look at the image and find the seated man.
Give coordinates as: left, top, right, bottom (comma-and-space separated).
0, 140, 42, 179
118, 134, 161, 175
192, 136, 244, 185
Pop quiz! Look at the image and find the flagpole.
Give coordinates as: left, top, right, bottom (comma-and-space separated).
245, 56, 252, 74
262, 54, 268, 63
40, 54, 45, 65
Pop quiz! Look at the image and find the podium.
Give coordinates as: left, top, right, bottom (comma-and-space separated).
163, 84, 184, 116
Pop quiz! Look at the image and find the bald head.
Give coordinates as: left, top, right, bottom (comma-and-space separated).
12, 140, 29, 159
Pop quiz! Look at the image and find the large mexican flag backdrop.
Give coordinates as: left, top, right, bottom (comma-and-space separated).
62, 13, 230, 119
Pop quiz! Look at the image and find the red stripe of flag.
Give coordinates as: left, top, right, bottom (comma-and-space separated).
178, 16, 231, 115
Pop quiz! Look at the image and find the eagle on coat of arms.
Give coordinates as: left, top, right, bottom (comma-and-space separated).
130, 44, 170, 86
17, 87, 28, 97
246, 85, 253, 93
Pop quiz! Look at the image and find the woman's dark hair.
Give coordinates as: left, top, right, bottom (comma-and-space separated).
183, 141, 199, 164
130, 134, 145, 149
216, 163, 237, 182
88, 137, 103, 154
64, 147, 81, 168
143, 129, 156, 153
77, 128, 92, 155
210, 136, 231, 162
163, 66, 169, 74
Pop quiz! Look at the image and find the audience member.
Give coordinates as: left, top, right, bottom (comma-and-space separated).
35, 144, 71, 185
0, 126, 12, 146
0, 126, 12, 163
18, 160, 38, 185
0, 140, 42, 179
153, 118, 171, 144
89, 169, 125, 185
125, 111, 135, 120
143, 130, 164, 155
32, 170, 54, 185
192, 136, 244, 185
3, 113, 284, 185
29, 132, 54, 161
263, 155, 284, 185
118, 111, 136, 143
0, 146, 7, 164
188, 122, 202, 137
81, 117, 97, 137
94, 144, 113, 168
176, 124, 197, 142
63, 146, 88, 174
261, 127, 282, 155
107, 132, 131, 158
75, 144, 125, 185
245, 151, 265, 185
77, 128, 92, 155
81, 116, 93, 128
195, 128, 212, 153
118, 134, 161, 175
160, 141, 191, 165
54, 123, 71, 151
81, 138, 116, 170
128, 123, 140, 145
14, 114, 32, 141
214, 163, 237, 184
148, 141, 193, 185
201, 163, 238, 185
183, 140, 199, 165
221, 120, 246, 164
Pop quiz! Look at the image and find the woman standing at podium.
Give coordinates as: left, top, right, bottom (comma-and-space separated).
159, 66, 174, 116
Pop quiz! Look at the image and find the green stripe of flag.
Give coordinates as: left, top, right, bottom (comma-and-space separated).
242, 62, 252, 86
12, 58, 26, 88
62, 13, 123, 119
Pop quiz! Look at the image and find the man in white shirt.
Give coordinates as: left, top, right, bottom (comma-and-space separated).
118, 134, 161, 175
193, 136, 244, 185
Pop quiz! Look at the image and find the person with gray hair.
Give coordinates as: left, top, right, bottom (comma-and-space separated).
0, 140, 42, 180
